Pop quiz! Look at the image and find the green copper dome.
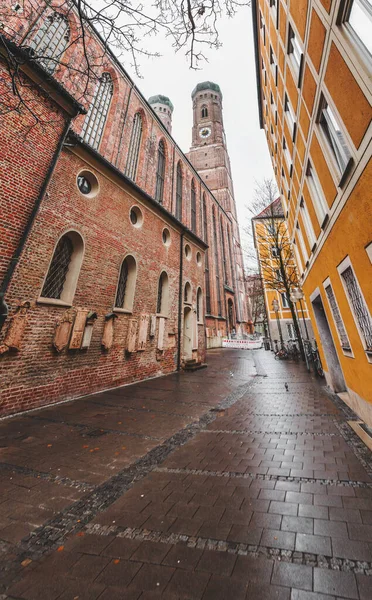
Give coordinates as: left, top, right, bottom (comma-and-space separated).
191, 81, 222, 98
148, 94, 174, 111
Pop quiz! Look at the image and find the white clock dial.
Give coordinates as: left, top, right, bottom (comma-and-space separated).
199, 127, 211, 138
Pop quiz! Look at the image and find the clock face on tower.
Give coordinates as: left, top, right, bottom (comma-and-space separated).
199, 127, 211, 139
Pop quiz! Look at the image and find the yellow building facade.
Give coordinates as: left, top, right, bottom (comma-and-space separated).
252, 0, 372, 425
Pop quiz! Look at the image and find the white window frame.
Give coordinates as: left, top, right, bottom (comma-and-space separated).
270, 0, 278, 27
270, 46, 278, 84
317, 95, 353, 181
337, 256, 372, 361
293, 239, 304, 275
283, 137, 292, 175
323, 277, 353, 356
284, 93, 296, 139
300, 198, 317, 250
296, 222, 309, 265
305, 161, 328, 228
286, 322, 296, 339
287, 23, 303, 84
338, 0, 372, 60
366, 241, 372, 264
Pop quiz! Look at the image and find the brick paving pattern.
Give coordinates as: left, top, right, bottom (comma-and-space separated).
0, 349, 371, 599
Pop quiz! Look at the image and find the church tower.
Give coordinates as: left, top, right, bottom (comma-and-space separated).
187, 81, 236, 220
187, 81, 249, 333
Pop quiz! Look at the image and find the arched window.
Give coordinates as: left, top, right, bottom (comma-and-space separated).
176, 162, 183, 221
203, 195, 211, 314
29, 12, 70, 74
155, 140, 166, 204
125, 112, 143, 181
220, 217, 228, 285
191, 179, 197, 233
81, 73, 113, 150
184, 282, 191, 303
157, 271, 169, 316
201, 105, 208, 118
115, 255, 137, 312
41, 231, 84, 304
197, 288, 203, 323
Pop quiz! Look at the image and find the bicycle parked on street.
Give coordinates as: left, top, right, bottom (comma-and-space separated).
304, 339, 324, 377
274, 339, 300, 362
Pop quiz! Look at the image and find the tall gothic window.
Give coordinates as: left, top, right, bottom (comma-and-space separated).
203, 196, 211, 314
212, 208, 222, 316
227, 225, 234, 291
81, 73, 113, 150
201, 105, 208, 118
115, 256, 137, 312
29, 12, 70, 74
197, 288, 203, 323
125, 112, 143, 181
191, 179, 197, 233
41, 231, 84, 304
220, 218, 228, 285
176, 162, 183, 220
155, 140, 166, 203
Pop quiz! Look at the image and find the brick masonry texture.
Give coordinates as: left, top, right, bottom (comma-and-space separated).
0, 2, 252, 415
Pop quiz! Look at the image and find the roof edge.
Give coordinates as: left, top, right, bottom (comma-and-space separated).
251, 0, 264, 129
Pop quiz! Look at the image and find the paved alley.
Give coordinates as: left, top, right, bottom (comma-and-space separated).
1, 349, 372, 599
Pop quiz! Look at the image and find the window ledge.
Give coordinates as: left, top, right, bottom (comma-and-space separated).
338, 157, 354, 189
156, 313, 168, 319
37, 297, 72, 308
113, 308, 133, 314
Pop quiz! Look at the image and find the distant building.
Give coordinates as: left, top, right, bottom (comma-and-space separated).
251, 0, 372, 425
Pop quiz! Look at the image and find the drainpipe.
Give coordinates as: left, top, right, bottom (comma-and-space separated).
0, 117, 72, 331
177, 232, 184, 370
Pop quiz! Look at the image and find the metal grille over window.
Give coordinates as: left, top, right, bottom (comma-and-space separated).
176, 162, 183, 221
213, 210, 222, 316
81, 73, 113, 150
341, 266, 372, 351
197, 289, 202, 322
115, 259, 129, 308
155, 140, 166, 203
325, 284, 351, 350
42, 235, 73, 299
191, 180, 197, 232
29, 12, 70, 74
203, 198, 211, 314
157, 273, 164, 314
125, 112, 143, 180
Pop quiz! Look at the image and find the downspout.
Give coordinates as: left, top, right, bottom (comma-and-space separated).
0, 118, 73, 331
177, 232, 184, 370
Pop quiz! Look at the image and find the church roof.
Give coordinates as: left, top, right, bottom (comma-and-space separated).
148, 95, 174, 111
252, 197, 284, 219
191, 81, 222, 98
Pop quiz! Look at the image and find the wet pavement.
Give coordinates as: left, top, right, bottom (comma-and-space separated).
0, 348, 371, 599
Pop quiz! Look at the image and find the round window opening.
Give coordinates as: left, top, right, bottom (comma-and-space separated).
130, 206, 143, 228
162, 228, 171, 246
76, 170, 99, 198
184, 244, 191, 260
196, 251, 202, 266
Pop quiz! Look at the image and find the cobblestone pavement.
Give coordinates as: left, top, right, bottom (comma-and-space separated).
1, 349, 372, 599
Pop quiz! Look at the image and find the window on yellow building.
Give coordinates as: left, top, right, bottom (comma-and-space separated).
305, 161, 328, 227
281, 292, 290, 308
338, 0, 372, 56
317, 96, 353, 181
284, 94, 296, 140
324, 280, 352, 352
300, 198, 317, 250
296, 222, 309, 265
287, 24, 303, 84
270, 0, 278, 27
283, 137, 292, 176
338, 257, 372, 356
270, 46, 278, 84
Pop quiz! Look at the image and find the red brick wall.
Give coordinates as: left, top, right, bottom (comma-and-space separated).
0, 150, 206, 416
0, 61, 67, 284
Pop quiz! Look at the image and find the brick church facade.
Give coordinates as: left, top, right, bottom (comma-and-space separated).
0, 2, 251, 416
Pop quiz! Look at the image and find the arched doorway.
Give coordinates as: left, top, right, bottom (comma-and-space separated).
183, 306, 193, 361
228, 299, 235, 334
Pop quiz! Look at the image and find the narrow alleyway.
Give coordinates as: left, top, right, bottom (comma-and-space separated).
1, 349, 371, 599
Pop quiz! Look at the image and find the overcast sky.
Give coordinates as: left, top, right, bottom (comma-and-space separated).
130, 4, 274, 248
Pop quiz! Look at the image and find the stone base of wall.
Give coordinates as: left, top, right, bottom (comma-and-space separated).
206, 336, 223, 349
340, 386, 372, 429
